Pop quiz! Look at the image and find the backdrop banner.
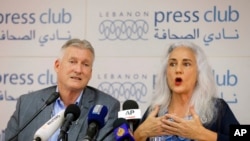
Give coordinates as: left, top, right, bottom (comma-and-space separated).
0, 0, 249, 140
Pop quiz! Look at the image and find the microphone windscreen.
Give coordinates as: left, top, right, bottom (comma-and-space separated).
45, 92, 59, 105
122, 100, 139, 110
33, 109, 65, 141
113, 118, 129, 128
120, 100, 141, 132
88, 105, 108, 128
64, 104, 81, 121
113, 118, 135, 141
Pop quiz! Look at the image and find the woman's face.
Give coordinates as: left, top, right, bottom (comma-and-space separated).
167, 46, 198, 95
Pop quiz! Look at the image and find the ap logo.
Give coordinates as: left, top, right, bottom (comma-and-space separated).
230, 125, 250, 141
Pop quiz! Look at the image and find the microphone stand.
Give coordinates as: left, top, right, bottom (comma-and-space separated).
8, 92, 59, 141
58, 130, 68, 141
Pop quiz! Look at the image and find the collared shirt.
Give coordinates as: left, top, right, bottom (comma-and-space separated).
149, 110, 192, 141
49, 89, 83, 141
149, 135, 191, 141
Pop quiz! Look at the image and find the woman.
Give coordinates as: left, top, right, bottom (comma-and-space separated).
134, 41, 239, 141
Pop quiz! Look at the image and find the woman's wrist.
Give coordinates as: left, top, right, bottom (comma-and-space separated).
134, 125, 148, 141
196, 127, 217, 141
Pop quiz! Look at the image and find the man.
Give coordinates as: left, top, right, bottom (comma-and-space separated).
5, 39, 120, 141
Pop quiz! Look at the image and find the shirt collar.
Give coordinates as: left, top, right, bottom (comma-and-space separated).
53, 87, 83, 115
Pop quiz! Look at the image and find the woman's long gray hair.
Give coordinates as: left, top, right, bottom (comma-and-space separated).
149, 41, 218, 125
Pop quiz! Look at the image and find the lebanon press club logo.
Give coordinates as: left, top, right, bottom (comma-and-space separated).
97, 81, 147, 103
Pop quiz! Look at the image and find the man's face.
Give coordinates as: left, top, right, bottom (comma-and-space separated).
54, 46, 94, 91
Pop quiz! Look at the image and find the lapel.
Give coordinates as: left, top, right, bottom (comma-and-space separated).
29, 91, 55, 136
37, 92, 55, 129
38, 103, 54, 128
67, 87, 95, 141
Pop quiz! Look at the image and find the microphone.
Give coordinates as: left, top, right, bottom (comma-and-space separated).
113, 118, 135, 141
8, 92, 59, 141
33, 109, 65, 141
82, 105, 108, 141
118, 100, 141, 132
57, 104, 81, 141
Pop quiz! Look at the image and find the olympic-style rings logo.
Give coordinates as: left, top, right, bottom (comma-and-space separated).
97, 81, 147, 103
99, 19, 149, 40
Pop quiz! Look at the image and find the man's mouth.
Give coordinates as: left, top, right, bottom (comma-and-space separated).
71, 76, 81, 80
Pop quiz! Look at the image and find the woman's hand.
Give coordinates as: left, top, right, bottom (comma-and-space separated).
134, 105, 171, 141
161, 106, 217, 141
